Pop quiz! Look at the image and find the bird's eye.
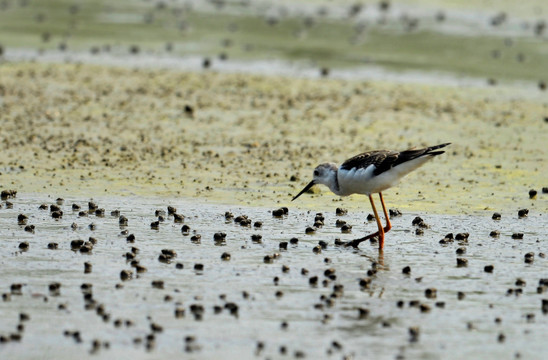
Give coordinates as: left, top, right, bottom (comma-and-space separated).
313, 170, 319, 176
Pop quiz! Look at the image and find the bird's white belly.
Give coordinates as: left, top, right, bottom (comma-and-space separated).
337, 156, 432, 196
338, 167, 395, 195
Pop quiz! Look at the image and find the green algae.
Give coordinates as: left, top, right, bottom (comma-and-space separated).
0, 63, 546, 214
0, 0, 547, 83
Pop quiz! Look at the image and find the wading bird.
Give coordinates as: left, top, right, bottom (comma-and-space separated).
292, 143, 450, 250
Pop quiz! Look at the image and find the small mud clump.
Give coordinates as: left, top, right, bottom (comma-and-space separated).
457, 258, 468, 267
389, 209, 402, 217
120, 270, 132, 281
272, 207, 288, 217
1, 190, 17, 200
412, 216, 428, 228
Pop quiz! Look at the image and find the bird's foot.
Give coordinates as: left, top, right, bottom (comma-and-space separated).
344, 239, 363, 248
344, 236, 374, 248
343, 231, 382, 248
335, 238, 360, 248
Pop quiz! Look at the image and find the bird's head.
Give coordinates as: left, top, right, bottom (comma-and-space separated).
292, 163, 338, 201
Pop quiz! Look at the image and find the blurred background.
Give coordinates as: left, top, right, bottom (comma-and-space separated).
1, 5, 547, 359
0, 0, 546, 86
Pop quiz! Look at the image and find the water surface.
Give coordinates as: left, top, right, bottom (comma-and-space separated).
0, 193, 546, 359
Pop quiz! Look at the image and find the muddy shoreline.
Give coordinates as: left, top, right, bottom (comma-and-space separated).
1, 62, 546, 215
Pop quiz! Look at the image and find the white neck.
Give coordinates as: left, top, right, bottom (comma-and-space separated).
322, 168, 341, 195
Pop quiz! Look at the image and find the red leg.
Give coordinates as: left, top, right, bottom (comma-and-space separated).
369, 194, 385, 249
345, 194, 385, 249
379, 192, 392, 233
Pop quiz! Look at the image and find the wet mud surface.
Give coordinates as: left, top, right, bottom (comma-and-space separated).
0, 63, 546, 214
1, 193, 547, 359
0, 3, 547, 357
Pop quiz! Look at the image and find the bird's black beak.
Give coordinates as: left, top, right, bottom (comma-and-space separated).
292, 180, 316, 201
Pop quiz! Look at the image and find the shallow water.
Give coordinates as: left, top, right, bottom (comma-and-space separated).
3, 48, 498, 88
0, 193, 546, 359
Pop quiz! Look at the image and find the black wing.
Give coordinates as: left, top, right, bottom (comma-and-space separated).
340, 150, 397, 173
340, 143, 450, 176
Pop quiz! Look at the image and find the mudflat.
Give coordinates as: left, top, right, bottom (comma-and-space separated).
1, 62, 546, 213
